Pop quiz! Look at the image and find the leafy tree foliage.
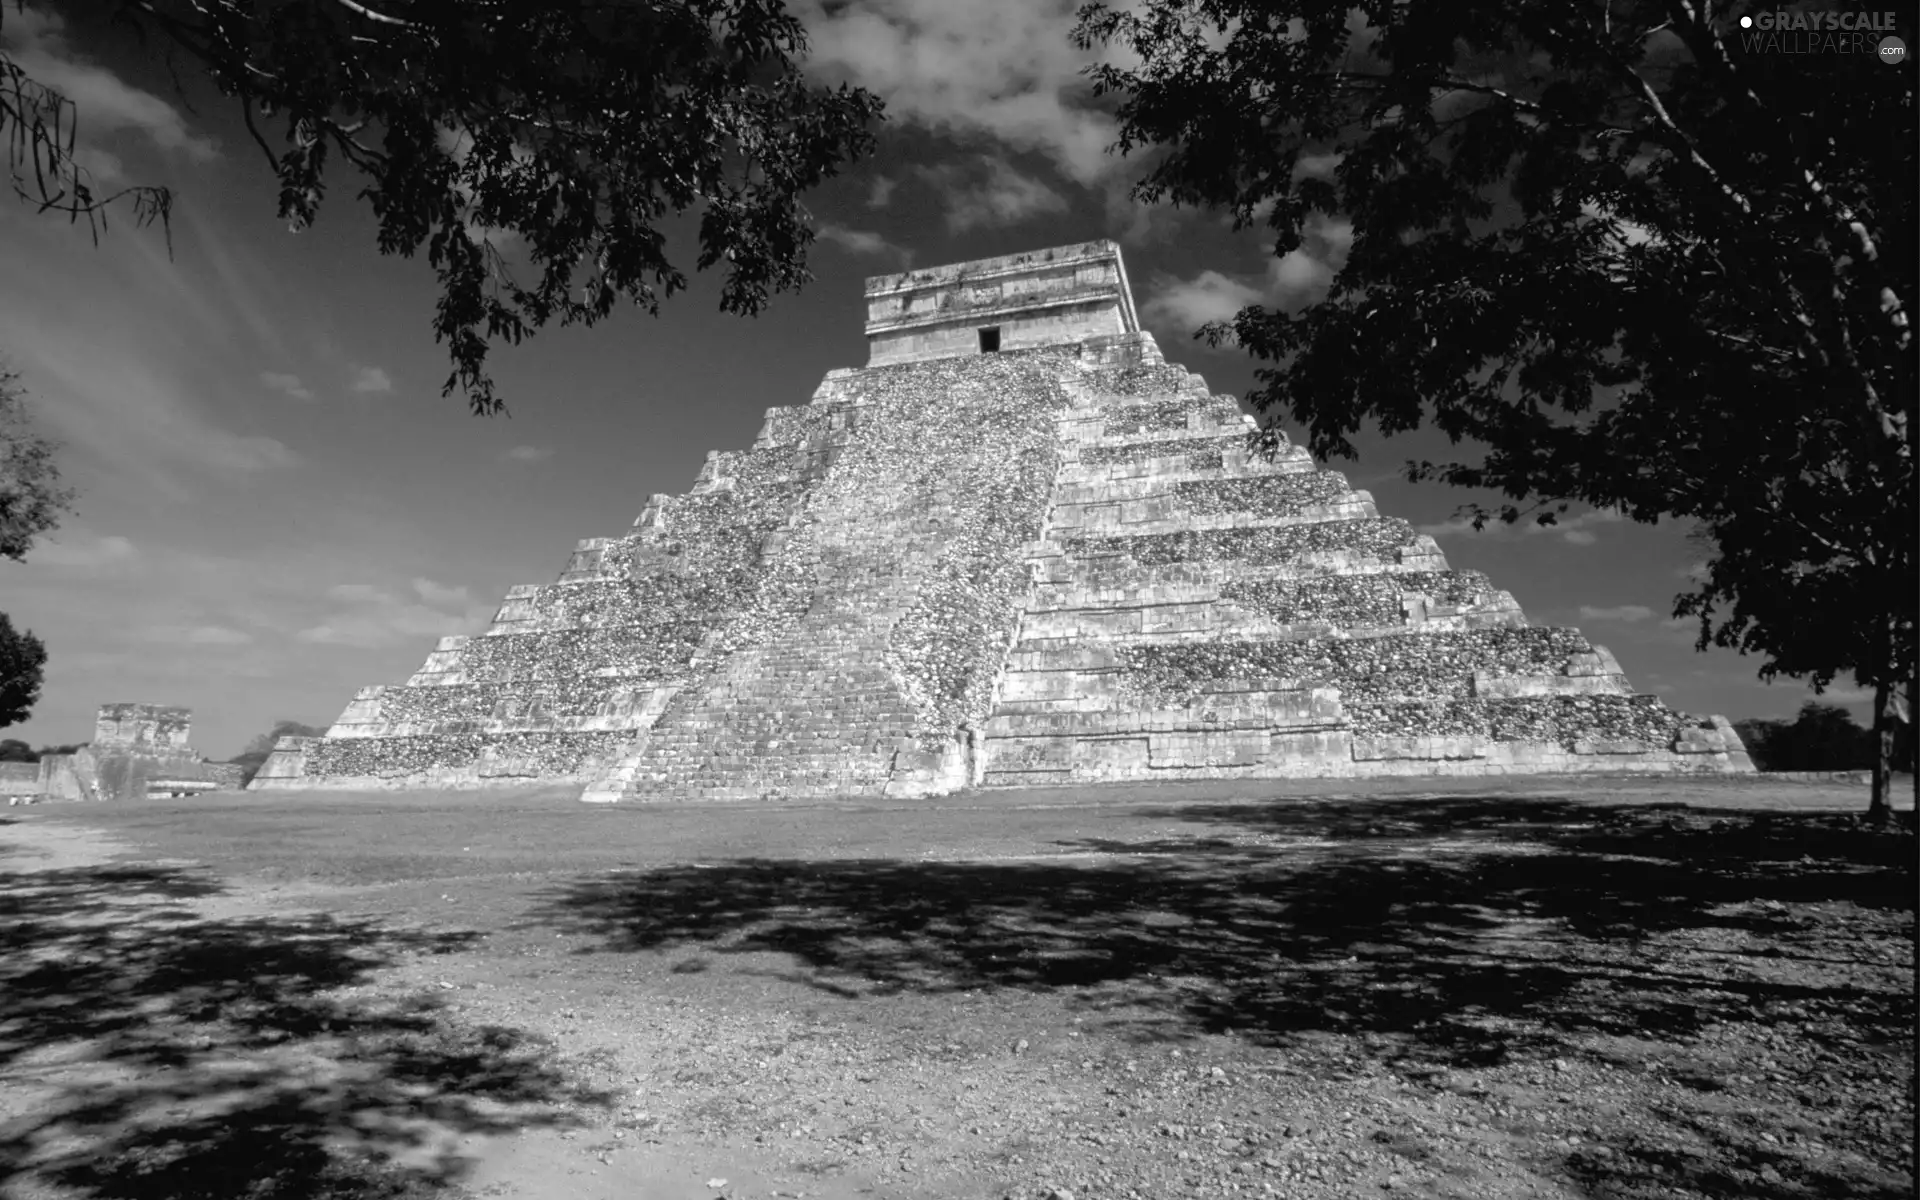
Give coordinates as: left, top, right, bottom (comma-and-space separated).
1, 0, 884, 414
0, 362, 76, 563
0, 736, 32, 762
1076, 0, 1915, 819
1734, 702, 1890, 774
0, 611, 47, 729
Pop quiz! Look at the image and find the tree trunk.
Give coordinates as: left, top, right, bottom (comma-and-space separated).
1867, 679, 1892, 826
1906, 677, 1917, 820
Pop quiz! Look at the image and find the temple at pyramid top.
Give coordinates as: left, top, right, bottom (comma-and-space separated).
863, 240, 1140, 365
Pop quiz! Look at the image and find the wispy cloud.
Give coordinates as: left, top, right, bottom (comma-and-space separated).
1141, 271, 1264, 337
1144, 215, 1357, 336
1269, 215, 1355, 308
137, 623, 254, 646
1578, 604, 1654, 623
504, 444, 554, 463
24, 531, 138, 569
297, 576, 492, 649
2, 225, 300, 494
1295, 152, 1342, 181
351, 366, 393, 394
1418, 508, 1625, 546
1, 6, 221, 165
912, 156, 1067, 233
260, 371, 314, 401
796, 0, 1120, 188
411, 578, 472, 608
867, 176, 898, 208
816, 222, 910, 262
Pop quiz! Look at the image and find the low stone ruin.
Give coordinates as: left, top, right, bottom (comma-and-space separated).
5, 703, 244, 803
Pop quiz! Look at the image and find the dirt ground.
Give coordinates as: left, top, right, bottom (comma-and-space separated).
0, 775, 1913, 1200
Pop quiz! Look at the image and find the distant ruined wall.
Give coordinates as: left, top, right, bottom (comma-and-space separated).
20, 705, 239, 802
94, 702, 194, 752
0, 761, 38, 801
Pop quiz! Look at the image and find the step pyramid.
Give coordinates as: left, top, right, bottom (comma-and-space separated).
251, 241, 1753, 797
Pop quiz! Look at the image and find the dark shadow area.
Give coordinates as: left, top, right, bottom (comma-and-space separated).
531, 797, 1915, 1200
0, 862, 611, 1199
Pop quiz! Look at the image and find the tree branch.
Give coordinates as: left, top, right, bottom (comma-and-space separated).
329, 0, 415, 28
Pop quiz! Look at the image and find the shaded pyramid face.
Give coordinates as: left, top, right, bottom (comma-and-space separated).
251, 242, 1752, 797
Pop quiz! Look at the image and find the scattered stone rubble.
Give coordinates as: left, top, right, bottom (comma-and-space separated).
251, 240, 1752, 798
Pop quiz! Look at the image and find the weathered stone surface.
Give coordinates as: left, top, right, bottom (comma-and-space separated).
865, 241, 1137, 366
256, 242, 1752, 797
13, 704, 242, 802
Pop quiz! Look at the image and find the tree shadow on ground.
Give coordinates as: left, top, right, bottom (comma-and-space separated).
531, 797, 1914, 1200
0, 862, 610, 1199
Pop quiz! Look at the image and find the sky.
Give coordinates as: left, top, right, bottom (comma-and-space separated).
0, 0, 1870, 760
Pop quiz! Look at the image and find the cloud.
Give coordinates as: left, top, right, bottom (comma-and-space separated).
325, 583, 394, 605
1578, 604, 1655, 623
1268, 216, 1354, 307
1147, 215, 1358, 331
1141, 271, 1264, 335
795, 0, 1122, 188
200, 433, 296, 472
184, 625, 253, 645
299, 576, 490, 648
7, 312, 299, 490
504, 444, 554, 463
351, 366, 393, 394
1418, 508, 1624, 546
1810, 683, 1876, 705
913, 156, 1068, 233
1295, 152, 1342, 180
1, 6, 220, 164
867, 176, 898, 208
24, 532, 137, 569
815, 222, 908, 261
411, 578, 472, 608
260, 371, 314, 401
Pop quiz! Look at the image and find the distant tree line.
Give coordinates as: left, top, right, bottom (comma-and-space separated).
0, 738, 83, 763
1733, 703, 1915, 775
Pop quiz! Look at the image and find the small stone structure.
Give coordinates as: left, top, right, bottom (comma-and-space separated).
253, 240, 1752, 798
5, 703, 243, 803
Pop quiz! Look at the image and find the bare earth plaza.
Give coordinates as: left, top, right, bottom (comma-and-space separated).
0, 0, 1914, 1191
2, 246, 1910, 1200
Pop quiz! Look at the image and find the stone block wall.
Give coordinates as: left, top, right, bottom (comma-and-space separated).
864, 241, 1138, 366
0, 761, 37, 802
93, 702, 193, 751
